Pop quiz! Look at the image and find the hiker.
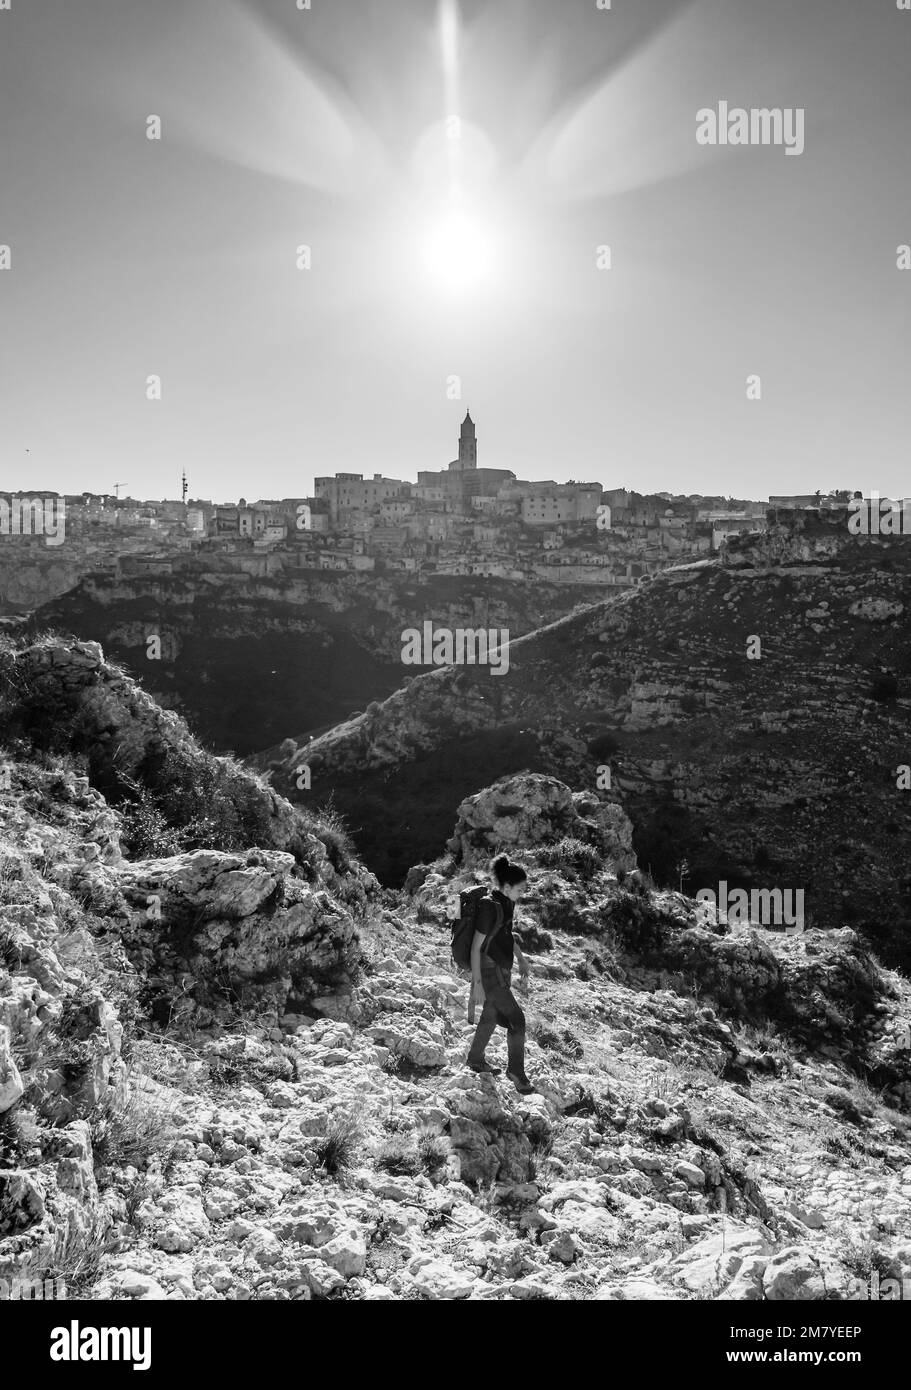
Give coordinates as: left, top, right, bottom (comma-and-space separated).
466, 853, 534, 1094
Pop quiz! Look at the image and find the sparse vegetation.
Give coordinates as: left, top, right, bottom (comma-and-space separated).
88, 1077, 177, 1180
536, 838, 602, 877
375, 1132, 422, 1176
313, 1113, 364, 1176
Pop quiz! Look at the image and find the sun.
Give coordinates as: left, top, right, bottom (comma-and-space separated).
420, 205, 495, 293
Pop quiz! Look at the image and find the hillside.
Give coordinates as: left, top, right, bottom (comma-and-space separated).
1, 651, 910, 1303
29, 562, 601, 755
273, 509, 911, 970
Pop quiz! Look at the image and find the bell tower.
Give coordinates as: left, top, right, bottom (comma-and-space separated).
457, 409, 477, 470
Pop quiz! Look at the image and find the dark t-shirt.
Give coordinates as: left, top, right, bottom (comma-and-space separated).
476, 890, 515, 969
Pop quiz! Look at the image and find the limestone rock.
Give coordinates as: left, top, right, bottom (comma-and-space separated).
451, 774, 636, 872
0, 1026, 24, 1113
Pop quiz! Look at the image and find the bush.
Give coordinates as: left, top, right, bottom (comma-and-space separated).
312, 804, 355, 874
601, 889, 667, 952
376, 1133, 421, 1176
118, 788, 182, 858
516, 922, 553, 954
416, 1129, 449, 1178
88, 1078, 176, 1179
536, 891, 595, 937
536, 838, 602, 877
313, 1113, 363, 1176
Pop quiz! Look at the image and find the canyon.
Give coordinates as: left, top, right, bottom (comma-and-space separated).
257, 509, 911, 973
27, 560, 599, 753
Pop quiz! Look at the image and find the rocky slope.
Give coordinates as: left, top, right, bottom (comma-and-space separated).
30, 561, 599, 755
278, 509, 911, 972
1, 649, 910, 1302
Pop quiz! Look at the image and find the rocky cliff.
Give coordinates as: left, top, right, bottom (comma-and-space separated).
281, 510, 911, 971
31, 561, 600, 754
1, 669, 910, 1301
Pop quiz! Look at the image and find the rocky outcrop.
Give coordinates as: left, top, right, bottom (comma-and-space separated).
0, 639, 384, 1291
0, 637, 372, 883
115, 849, 362, 1020
446, 773, 636, 874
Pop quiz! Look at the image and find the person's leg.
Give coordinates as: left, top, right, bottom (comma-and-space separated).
466, 991, 498, 1066
480, 968, 527, 1081
500, 990, 527, 1080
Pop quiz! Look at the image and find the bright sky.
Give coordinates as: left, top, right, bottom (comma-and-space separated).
1, 0, 909, 501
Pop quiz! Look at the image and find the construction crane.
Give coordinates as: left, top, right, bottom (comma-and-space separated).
112, 483, 127, 498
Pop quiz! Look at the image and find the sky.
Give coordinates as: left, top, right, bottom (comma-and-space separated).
1, 0, 909, 502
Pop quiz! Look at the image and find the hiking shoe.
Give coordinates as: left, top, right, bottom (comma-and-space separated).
507, 1073, 536, 1095
468, 1061, 501, 1075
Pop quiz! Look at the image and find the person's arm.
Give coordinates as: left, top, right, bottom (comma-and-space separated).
470, 929, 486, 985
471, 899, 495, 985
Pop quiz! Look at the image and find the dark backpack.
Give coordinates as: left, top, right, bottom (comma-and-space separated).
451, 886, 504, 973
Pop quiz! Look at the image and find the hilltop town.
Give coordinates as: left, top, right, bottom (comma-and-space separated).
2, 413, 835, 609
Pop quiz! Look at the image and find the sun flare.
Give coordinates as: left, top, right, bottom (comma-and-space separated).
420, 205, 495, 293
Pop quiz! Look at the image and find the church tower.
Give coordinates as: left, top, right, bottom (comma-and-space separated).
457, 410, 477, 470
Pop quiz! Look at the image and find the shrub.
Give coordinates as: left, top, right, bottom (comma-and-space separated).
312, 805, 355, 874
88, 1077, 176, 1179
601, 889, 667, 953
527, 1018, 563, 1051
516, 922, 553, 954
118, 788, 181, 858
376, 1133, 421, 1176
536, 838, 602, 877
416, 1129, 449, 1178
313, 1113, 363, 1176
537, 891, 596, 937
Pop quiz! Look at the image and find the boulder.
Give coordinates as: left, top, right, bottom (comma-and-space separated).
669, 1225, 770, 1295
451, 773, 636, 870
116, 850, 361, 1010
